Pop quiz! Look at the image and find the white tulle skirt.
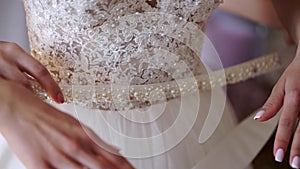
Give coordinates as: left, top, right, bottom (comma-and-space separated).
0, 87, 279, 169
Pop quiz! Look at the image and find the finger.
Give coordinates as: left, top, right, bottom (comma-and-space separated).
17, 56, 64, 103
273, 91, 300, 163
0, 62, 31, 89
85, 132, 134, 169
63, 128, 122, 169
8, 45, 64, 103
41, 129, 82, 169
69, 147, 115, 169
60, 135, 121, 169
93, 146, 135, 169
39, 111, 120, 155
22, 157, 52, 169
59, 127, 126, 169
82, 126, 134, 169
37, 107, 130, 169
43, 133, 82, 169
24, 158, 53, 169
255, 81, 285, 121
37, 115, 110, 169
33, 164, 53, 169
83, 126, 120, 155
48, 150, 83, 169
290, 120, 300, 168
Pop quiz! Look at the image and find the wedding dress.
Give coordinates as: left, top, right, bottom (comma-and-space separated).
0, 0, 282, 169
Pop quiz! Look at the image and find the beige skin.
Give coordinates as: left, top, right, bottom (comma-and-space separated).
221, 0, 300, 167
220, 0, 281, 27
220, 0, 296, 44
0, 42, 134, 169
258, 0, 300, 168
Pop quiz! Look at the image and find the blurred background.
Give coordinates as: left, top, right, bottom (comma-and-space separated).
0, 0, 29, 51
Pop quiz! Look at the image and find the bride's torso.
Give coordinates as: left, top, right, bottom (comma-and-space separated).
0, 2, 280, 168
23, 0, 222, 109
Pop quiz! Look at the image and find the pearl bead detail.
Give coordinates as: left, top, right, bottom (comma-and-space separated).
31, 53, 280, 110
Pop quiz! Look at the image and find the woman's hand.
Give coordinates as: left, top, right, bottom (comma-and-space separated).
255, 45, 300, 168
0, 80, 134, 169
0, 41, 64, 103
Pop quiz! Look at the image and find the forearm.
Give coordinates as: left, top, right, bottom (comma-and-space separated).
272, 0, 300, 43
220, 0, 281, 27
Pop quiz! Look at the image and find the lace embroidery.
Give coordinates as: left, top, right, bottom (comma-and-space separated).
23, 0, 220, 83
23, 0, 281, 110
30, 53, 280, 110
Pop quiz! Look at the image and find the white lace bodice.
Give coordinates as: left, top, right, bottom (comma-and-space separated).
23, 0, 280, 110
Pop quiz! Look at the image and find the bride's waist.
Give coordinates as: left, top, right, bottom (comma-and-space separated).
31, 74, 201, 110
31, 52, 280, 111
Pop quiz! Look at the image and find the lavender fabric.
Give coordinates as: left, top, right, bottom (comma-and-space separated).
206, 9, 269, 67
205, 9, 271, 121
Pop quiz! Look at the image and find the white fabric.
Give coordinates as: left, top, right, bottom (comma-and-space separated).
0, 89, 278, 169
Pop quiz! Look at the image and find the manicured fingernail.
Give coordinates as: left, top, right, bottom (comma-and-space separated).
254, 110, 265, 120
57, 93, 64, 103
292, 156, 300, 168
109, 145, 121, 155
275, 148, 284, 162
111, 144, 120, 151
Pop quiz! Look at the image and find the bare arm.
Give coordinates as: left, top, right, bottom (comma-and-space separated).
256, 1, 300, 168
272, 0, 300, 42
0, 42, 134, 169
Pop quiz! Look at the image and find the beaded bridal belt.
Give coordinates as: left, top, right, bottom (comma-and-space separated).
31, 53, 280, 110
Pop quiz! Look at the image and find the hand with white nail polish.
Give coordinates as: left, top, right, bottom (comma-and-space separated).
257, 0, 300, 168
254, 46, 300, 168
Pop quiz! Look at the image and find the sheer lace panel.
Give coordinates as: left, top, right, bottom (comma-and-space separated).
23, 0, 221, 85
23, 0, 247, 110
